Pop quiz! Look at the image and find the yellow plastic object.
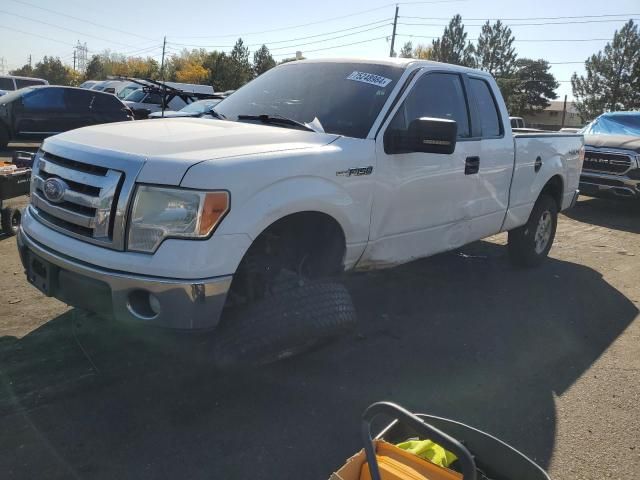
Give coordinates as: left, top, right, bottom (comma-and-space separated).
359, 441, 462, 480
395, 439, 458, 468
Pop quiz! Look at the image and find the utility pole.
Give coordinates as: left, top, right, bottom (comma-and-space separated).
389, 4, 399, 57
0, 57, 6, 75
73, 49, 77, 71
560, 94, 567, 128
28, 54, 32, 68
160, 36, 166, 117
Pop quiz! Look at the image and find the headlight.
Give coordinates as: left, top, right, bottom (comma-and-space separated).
128, 185, 229, 253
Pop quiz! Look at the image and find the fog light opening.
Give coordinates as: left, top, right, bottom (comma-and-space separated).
127, 290, 161, 320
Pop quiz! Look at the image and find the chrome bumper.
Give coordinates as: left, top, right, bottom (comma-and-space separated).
580, 171, 640, 199
17, 228, 232, 330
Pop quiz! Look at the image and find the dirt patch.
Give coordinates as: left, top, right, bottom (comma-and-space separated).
0, 197, 638, 479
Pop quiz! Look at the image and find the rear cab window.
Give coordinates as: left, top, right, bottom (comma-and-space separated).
469, 78, 502, 137
22, 88, 66, 111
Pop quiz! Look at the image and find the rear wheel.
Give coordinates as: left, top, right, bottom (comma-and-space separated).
1, 207, 21, 236
508, 194, 558, 267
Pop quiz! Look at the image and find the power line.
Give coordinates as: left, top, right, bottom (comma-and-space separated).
270, 35, 390, 58
167, 0, 464, 39
8, 0, 157, 41
0, 24, 77, 47
397, 18, 639, 27
167, 18, 391, 47
0, 10, 140, 48
399, 13, 639, 21
397, 33, 613, 42
168, 22, 392, 50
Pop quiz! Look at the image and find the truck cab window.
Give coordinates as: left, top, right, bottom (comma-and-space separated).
389, 72, 470, 138
470, 78, 502, 137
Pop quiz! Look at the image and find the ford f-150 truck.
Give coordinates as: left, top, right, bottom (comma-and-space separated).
17, 58, 583, 340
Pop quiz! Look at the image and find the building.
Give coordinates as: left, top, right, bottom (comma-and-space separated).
522, 100, 583, 131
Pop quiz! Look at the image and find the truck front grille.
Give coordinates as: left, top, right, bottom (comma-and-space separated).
583, 151, 633, 175
30, 151, 124, 245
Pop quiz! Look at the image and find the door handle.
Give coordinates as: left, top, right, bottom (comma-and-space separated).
534, 156, 542, 173
465, 156, 480, 175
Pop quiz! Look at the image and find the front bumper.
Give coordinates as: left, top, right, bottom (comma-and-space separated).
17, 227, 232, 330
580, 171, 640, 199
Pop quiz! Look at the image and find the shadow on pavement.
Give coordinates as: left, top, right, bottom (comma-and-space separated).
0, 241, 637, 479
564, 197, 640, 234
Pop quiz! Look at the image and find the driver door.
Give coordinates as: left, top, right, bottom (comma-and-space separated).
362, 70, 478, 267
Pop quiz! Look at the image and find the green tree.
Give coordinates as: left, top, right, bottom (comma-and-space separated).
571, 19, 640, 120
228, 38, 253, 87
85, 55, 106, 80
506, 59, 559, 115
9, 64, 34, 77
253, 45, 276, 76
32, 56, 71, 85
475, 20, 517, 77
430, 15, 476, 67
399, 41, 414, 58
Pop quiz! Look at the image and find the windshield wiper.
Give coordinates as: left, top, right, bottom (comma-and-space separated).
236, 114, 314, 132
209, 108, 227, 120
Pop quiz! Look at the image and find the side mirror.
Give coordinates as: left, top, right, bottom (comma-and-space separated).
386, 117, 458, 155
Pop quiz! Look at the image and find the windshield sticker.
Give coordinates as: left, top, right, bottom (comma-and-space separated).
346, 71, 392, 88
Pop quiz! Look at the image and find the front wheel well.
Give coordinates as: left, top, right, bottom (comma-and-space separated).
540, 175, 564, 210
229, 212, 347, 303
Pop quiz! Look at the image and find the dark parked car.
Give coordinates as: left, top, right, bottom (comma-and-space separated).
579, 111, 640, 200
0, 85, 133, 148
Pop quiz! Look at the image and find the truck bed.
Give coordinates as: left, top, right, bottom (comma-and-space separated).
503, 132, 583, 231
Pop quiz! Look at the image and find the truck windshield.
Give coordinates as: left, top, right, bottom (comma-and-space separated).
582, 113, 640, 136
214, 62, 404, 138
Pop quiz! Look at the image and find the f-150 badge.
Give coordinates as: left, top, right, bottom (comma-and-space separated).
336, 166, 373, 177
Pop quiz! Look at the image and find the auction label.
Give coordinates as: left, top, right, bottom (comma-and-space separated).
346, 71, 392, 87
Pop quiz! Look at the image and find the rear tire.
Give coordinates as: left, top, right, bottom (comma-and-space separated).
508, 194, 558, 267
213, 275, 357, 370
1, 207, 21, 236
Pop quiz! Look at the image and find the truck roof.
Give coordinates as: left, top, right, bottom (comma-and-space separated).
292, 57, 488, 76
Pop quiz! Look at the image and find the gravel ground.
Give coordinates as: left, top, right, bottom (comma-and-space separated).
0, 162, 638, 479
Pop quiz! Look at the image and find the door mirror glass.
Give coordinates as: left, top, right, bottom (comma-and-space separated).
386, 117, 457, 154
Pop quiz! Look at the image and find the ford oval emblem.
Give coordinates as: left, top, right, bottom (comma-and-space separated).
43, 177, 68, 203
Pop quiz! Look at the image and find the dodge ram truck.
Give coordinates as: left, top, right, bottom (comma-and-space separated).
17, 58, 583, 337
578, 111, 640, 200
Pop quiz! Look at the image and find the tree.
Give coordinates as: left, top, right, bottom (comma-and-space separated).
399, 42, 414, 58
32, 56, 71, 85
571, 19, 640, 120
253, 45, 276, 76
430, 15, 475, 67
176, 62, 208, 83
228, 38, 253, 87
85, 55, 105, 80
9, 64, 34, 77
475, 20, 517, 77
413, 44, 433, 60
506, 59, 559, 115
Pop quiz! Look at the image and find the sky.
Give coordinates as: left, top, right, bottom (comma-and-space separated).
0, 0, 638, 99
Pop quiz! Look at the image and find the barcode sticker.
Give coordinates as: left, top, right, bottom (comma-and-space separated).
346, 71, 392, 87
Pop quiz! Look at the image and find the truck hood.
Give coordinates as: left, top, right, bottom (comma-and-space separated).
584, 134, 640, 153
45, 118, 340, 184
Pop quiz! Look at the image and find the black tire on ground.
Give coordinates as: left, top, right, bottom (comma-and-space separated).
508, 194, 558, 267
213, 277, 357, 370
1, 207, 21, 236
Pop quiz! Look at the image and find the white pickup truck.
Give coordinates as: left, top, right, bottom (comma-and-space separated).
18, 58, 583, 342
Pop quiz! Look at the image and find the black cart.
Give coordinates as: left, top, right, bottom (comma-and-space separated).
358, 402, 550, 480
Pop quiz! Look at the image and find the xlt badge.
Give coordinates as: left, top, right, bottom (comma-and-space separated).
336, 166, 373, 177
